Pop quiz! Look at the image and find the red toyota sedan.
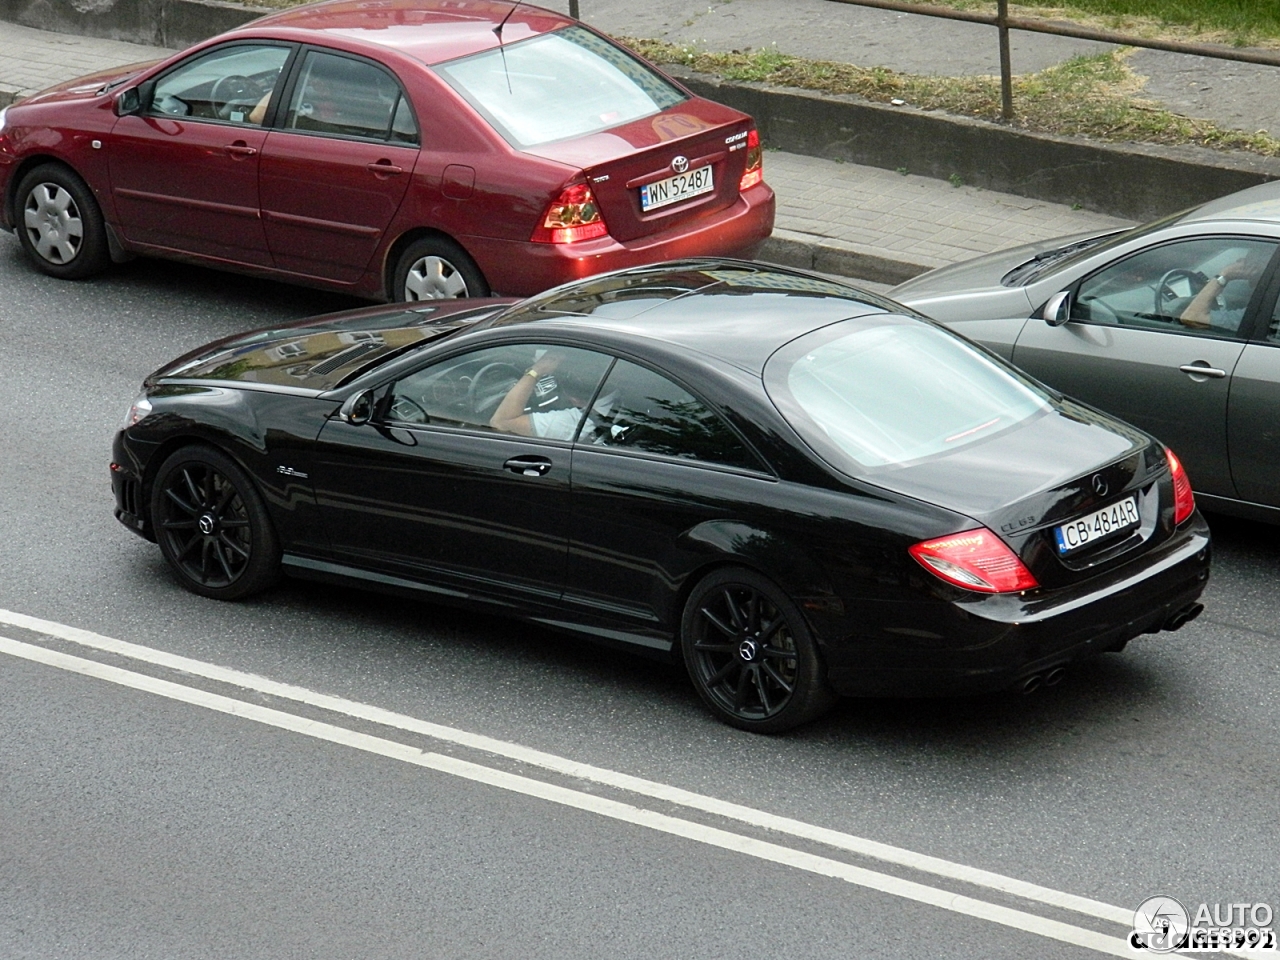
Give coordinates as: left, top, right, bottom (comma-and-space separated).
0, 0, 774, 300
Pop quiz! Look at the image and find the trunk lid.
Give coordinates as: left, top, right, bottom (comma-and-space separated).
526, 99, 754, 243
868, 401, 1172, 588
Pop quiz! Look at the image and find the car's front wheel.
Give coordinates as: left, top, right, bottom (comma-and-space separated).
681, 567, 837, 732
393, 236, 488, 302
150, 446, 281, 601
15, 163, 110, 280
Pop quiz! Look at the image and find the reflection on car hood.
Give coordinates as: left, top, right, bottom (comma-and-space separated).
149, 301, 506, 392
19, 61, 161, 107
890, 229, 1114, 302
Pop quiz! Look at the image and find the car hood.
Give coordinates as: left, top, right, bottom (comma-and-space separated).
149, 300, 510, 392
19, 61, 161, 107
890, 229, 1113, 303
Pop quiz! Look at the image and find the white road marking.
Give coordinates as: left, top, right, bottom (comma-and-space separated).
0, 631, 1135, 958
0, 608, 1127, 925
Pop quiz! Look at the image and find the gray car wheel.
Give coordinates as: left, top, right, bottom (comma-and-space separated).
16, 163, 110, 279
393, 237, 488, 302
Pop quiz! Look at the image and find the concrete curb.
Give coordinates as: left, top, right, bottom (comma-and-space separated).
759, 229, 938, 286
0, 0, 265, 50
670, 68, 1280, 223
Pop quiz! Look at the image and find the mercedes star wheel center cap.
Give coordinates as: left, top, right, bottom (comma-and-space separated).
738, 638, 759, 662
198, 514, 216, 535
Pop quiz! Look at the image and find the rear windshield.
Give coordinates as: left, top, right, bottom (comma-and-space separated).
765, 318, 1051, 471
436, 26, 687, 148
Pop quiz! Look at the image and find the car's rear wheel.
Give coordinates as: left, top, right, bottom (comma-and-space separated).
150, 446, 280, 601
15, 163, 110, 279
393, 236, 488, 301
681, 567, 837, 732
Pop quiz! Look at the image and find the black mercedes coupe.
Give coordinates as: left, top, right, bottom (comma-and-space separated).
112, 260, 1210, 731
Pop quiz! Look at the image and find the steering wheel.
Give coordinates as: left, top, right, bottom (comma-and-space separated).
1154, 268, 1207, 319
387, 394, 428, 424
211, 74, 256, 117
467, 362, 522, 420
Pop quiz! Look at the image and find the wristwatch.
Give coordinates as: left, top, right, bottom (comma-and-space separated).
1215, 274, 1228, 287
525, 368, 540, 378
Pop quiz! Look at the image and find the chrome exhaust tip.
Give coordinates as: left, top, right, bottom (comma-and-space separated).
1043, 666, 1067, 687
1020, 673, 1043, 695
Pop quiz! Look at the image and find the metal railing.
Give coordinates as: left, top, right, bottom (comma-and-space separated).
823, 0, 1280, 120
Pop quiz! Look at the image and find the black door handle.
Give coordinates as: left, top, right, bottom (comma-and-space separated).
504, 455, 553, 477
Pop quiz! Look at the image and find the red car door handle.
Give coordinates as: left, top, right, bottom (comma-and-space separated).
367, 162, 404, 177
226, 143, 258, 159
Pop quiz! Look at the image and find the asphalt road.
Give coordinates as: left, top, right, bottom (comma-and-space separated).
1, 235, 1278, 959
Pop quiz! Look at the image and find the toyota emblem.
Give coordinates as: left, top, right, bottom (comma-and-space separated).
1091, 474, 1109, 497
671, 155, 689, 174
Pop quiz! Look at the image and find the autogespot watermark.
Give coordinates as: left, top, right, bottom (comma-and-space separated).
1131, 896, 1276, 952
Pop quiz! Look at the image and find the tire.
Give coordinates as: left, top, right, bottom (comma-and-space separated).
15, 163, 111, 280
680, 567, 837, 733
392, 236, 488, 302
149, 446, 281, 601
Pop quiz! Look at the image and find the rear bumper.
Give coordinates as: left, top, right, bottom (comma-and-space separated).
826, 513, 1211, 697
464, 183, 776, 297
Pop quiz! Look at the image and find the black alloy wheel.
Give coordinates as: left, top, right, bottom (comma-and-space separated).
150, 446, 280, 601
681, 567, 836, 732
15, 162, 111, 279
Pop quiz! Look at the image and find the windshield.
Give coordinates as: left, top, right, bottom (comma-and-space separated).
436, 26, 687, 148
766, 318, 1051, 471
1005, 210, 1194, 286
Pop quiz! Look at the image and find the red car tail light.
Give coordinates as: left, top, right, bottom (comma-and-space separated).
1166, 447, 1195, 525
909, 527, 1039, 594
739, 128, 763, 191
531, 182, 609, 244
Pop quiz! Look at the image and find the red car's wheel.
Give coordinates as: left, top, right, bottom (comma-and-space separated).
394, 237, 488, 302
15, 163, 110, 280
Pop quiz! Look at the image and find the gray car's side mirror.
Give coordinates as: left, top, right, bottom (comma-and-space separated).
1042, 291, 1072, 327
339, 389, 376, 425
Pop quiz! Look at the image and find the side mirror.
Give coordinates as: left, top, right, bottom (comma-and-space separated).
114, 80, 153, 117
339, 389, 376, 425
1042, 290, 1072, 327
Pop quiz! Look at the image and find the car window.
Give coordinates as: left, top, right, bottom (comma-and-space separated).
150, 44, 291, 125
386, 343, 610, 440
1070, 237, 1276, 338
579, 359, 762, 470
436, 25, 686, 148
284, 51, 417, 143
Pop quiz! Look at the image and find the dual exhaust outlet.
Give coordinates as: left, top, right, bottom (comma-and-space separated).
1020, 601, 1205, 695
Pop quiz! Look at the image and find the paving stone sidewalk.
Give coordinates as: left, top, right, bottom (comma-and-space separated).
0, 19, 1132, 285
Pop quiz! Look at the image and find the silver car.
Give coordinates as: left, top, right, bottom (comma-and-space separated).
891, 181, 1280, 523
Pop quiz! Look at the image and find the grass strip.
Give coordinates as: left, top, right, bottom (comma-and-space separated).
625, 38, 1280, 158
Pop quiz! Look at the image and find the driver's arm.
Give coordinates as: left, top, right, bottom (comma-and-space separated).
489, 371, 538, 435
247, 90, 272, 125
1179, 276, 1223, 329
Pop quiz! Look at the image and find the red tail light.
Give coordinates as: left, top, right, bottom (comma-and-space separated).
909, 527, 1039, 594
1165, 447, 1195, 525
531, 182, 609, 244
738, 128, 763, 192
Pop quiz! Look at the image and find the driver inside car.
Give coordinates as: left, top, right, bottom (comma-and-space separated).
1179, 247, 1271, 331
490, 351, 598, 440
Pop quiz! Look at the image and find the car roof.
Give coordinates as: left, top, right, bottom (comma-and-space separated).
480, 259, 903, 373
239, 0, 573, 66
1180, 178, 1280, 225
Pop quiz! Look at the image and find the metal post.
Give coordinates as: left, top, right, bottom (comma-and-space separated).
997, 0, 1014, 119
569, 0, 580, 19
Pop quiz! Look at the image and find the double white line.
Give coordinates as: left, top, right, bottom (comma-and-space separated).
0, 608, 1197, 957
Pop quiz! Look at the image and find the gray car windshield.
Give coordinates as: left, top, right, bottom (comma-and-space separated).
766, 319, 1051, 470
436, 26, 686, 148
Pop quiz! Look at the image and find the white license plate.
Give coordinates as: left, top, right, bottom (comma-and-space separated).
1054, 496, 1140, 554
640, 166, 715, 211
